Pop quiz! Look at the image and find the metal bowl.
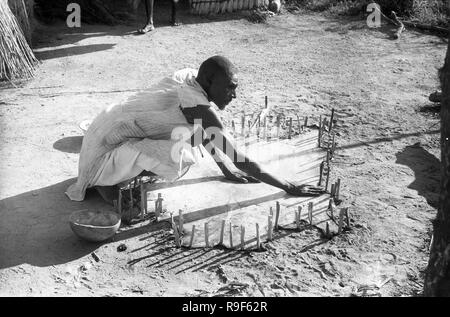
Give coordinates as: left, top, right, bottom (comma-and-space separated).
69, 209, 121, 242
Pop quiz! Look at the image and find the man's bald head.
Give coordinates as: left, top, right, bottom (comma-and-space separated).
196, 56, 238, 110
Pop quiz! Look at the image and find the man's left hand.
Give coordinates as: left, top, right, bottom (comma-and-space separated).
224, 170, 261, 184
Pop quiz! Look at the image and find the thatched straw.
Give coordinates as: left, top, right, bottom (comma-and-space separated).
0, 0, 38, 81
8, 0, 33, 44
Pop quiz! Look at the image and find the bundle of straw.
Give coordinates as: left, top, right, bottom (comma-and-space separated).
8, 0, 33, 44
0, 0, 37, 81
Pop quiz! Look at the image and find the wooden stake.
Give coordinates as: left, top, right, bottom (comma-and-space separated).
325, 151, 330, 191
308, 202, 313, 225
178, 209, 184, 234
219, 220, 226, 245
241, 113, 245, 137
338, 208, 345, 234
318, 115, 322, 147
229, 223, 234, 249
263, 117, 267, 140
256, 223, 260, 249
204, 222, 209, 248
268, 215, 273, 241
275, 201, 280, 230
298, 206, 302, 225
140, 182, 145, 220
328, 198, 334, 219
276, 115, 280, 139
295, 208, 301, 230
265, 95, 268, 109
171, 213, 180, 247
318, 161, 324, 186
118, 190, 122, 215
336, 178, 341, 201
329, 108, 335, 132
326, 222, 330, 237
288, 117, 293, 139
304, 116, 308, 129
189, 225, 196, 248
331, 183, 336, 198
129, 187, 133, 210
240, 225, 245, 250
345, 207, 350, 228
296, 114, 301, 134
232, 120, 236, 135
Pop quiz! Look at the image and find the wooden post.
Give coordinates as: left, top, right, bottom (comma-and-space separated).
288, 117, 293, 139
140, 182, 146, 220
329, 108, 335, 132
204, 222, 209, 248
296, 114, 301, 134
240, 225, 245, 250
331, 183, 336, 198
345, 207, 350, 228
241, 112, 245, 137
219, 220, 225, 245
178, 209, 184, 234
256, 223, 260, 249
336, 178, 341, 201
268, 215, 273, 241
171, 213, 180, 247
328, 198, 334, 219
118, 190, 122, 215
325, 151, 330, 191
189, 225, 196, 248
304, 116, 308, 129
295, 209, 300, 230
270, 206, 273, 217
276, 115, 280, 139
338, 208, 345, 234
263, 117, 267, 140
318, 115, 322, 147
326, 222, 330, 237
229, 223, 234, 249
298, 206, 302, 227
113, 200, 118, 212
232, 120, 236, 135
308, 202, 313, 225
318, 161, 324, 186
265, 95, 268, 109
275, 201, 280, 230
129, 187, 133, 210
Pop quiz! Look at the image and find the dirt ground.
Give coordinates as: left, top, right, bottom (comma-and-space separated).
0, 4, 447, 297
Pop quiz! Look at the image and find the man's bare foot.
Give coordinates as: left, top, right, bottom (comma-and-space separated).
138, 23, 155, 34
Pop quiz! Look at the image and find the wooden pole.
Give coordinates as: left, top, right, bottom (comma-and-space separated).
118, 190, 122, 215
318, 161, 324, 186
318, 115, 322, 147
304, 116, 308, 129
325, 151, 330, 191
189, 225, 196, 248
308, 202, 313, 225
219, 220, 225, 245
129, 187, 133, 210
140, 182, 146, 220
296, 114, 301, 134
204, 222, 209, 248
268, 215, 273, 241
256, 223, 260, 249
338, 208, 345, 234
275, 201, 280, 230
295, 209, 300, 230
241, 112, 245, 137
178, 209, 184, 234
229, 223, 234, 249
232, 120, 236, 135
329, 108, 335, 132
171, 213, 180, 247
240, 225, 245, 250
328, 198, 334, 219
298, 206, 302, 227
288, 117, 293, 139
345, 207, 350, 228
336, 178, 341, 201
276, 114, 280, 139
331, 183, 336, 198
326, 222, 330, 237
265, 95, 268, 109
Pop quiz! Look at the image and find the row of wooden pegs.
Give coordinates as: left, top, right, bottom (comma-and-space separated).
190, 0, 270, 15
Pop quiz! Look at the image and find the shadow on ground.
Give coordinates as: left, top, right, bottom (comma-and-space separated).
395, 143, 440, 208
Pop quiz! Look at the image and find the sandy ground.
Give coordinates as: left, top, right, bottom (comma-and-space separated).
0, 4, 447, 297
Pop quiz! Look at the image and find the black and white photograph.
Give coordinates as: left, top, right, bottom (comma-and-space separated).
0, 0, 449, 299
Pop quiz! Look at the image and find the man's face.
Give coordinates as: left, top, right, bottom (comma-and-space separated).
208, 71, 238, 110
